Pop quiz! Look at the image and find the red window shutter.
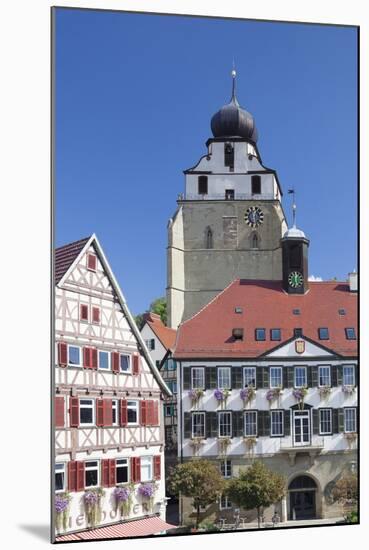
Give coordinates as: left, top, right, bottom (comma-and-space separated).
55, 396, 65, 428
69, 397, 79, 427
109, 459, 116, 487
134, 457, 141, 483
92, 307, 100, 324
58, 342, 67, 367
76, 462, 85, 492
96, 399, 104, 427
87, 253, 97, 271
68, 461, 77, 491
80, 304, 89, 321
132, 354, 140, 375
130, 457, 136, 483
140, 401, 147, 426
104, 399, 113, 426
153, 401, 159, 426
101, 459, 110, 487
154, 455, 161, 480
112, 352, 120, 373
83, 347, 91, 368
120, 399, 128, 426
92, 348, 98, 370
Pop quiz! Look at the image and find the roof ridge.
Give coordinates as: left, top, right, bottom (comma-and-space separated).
56, 236, 91, 252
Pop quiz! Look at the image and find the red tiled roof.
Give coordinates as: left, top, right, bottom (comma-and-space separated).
174, 280, 358, 359
56, 516, 176, 541
55, 236, 90, 284
143, 312, 177, 350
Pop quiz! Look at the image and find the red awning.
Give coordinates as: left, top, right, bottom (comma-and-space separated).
56, 516, 176, 541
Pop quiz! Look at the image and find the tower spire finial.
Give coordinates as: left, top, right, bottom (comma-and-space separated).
231, 60, 237, 104
288, 188, 297, 227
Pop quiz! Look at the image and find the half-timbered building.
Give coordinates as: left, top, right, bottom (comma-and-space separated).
53, 235, 174, 541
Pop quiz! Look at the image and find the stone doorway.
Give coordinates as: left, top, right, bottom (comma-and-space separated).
288, 475, 317, 520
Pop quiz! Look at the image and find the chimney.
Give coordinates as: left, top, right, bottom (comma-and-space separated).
232, 328, 244, 341
348, 271, 357, 292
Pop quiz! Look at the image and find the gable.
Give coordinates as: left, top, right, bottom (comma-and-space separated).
265, 337, 336, 358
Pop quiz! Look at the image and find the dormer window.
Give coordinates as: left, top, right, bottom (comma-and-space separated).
294, 328, 303, 338
345, 328, 356, 340
255, 328, 266, 341
318, 327, 329, 340
198, 176, 208, 195
251, 175, 261, 195
232, 328, 244, 341
87, 253, 97, 272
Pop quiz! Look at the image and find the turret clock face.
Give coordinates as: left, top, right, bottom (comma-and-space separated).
288, 271, 303, 288
245, 206, 264, 228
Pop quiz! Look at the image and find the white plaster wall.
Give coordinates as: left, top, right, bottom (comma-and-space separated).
167, 207, 185, 328
141, 324, 167, 365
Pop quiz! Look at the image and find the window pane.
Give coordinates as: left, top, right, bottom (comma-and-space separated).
117, 460, 128, 484
85, 469, 98, 487
69, 346, 80, 365
319, 366, 331, 386
295, 367, 306, 387
270, 367, 282, 388
271, 329, 281, 341
99, 351, 109, 369
127, 401, 138, 423
218, 368, 231, 389
343, 366, 355, 386
244, 368, 256, 387
255, 328, 266, 341
80, 407, 93, 424
319, 409, 332, 433
244, 411, 257, 436
271, 411, 283, 436
120, 355, 130, 372
55, 468, 64, 491
344, 409, 356, 432
345, 328, 356, 340
219, 412, 232, 437
319, 328, 329, 340
192, 368, 204, 389
192, 413, 205, 437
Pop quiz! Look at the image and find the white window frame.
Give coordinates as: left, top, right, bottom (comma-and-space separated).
319, 408, 332, 435
344, 408, 357, 433
294, 366, 307, 388
127, 400, 139, 425
85, 460, 99, 488
220, 459, 232, 478
343, 365, 355, 386
244, 410, 258, 437
271, 410, 284, 437
140, 456, 153, 482
116, 458, 129, 485
191, 367, 205, 389
98, 350, 110, 371
218, 411, 232, 438
218, 367, 231, 389
243, 367, 256, 388
120, 354, 131, 374
55, 462, 66, 493
270, 366, 282, 388
192, 412, 205, 438
318, 365, 331, 387
79, 398, 95, 427
219, 495, 232, 510
68, 345, 82, 367
112, 399, 119, 426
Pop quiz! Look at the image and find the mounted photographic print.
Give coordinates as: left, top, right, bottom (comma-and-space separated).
52, 7, 358, 543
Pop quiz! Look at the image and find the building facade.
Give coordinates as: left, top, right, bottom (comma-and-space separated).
53, 235, 173, 541
173, 277, 358, 525
167, 72, 288, 328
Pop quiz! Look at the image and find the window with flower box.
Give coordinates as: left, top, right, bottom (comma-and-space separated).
218, 367, 231, 389
270, 367, 282, 388
294, 366, 307, 388
85, 460, 99, 488
319, 409, 332, 434
271, 410, 284, 436
140, 457, 153, 482
344, 408, 356, 433
343, 365, 355, 386
55, 463, 66, 492
244, 411, 258, 437
218, 411, 232, 438
191, 367, 205, 389
192, 412, 205, 438
243, 367, 256, 388
318, 366, 331, 387
116, 458, 129, 484
79, 399, 95, 426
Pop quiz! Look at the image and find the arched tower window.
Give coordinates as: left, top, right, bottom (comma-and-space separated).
205, 227, 213, 249
251, 175, 261, 195
250, 231, 260, 249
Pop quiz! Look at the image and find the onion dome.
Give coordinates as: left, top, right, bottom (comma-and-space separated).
210, 69, 258, 143
282, 226, 307, 240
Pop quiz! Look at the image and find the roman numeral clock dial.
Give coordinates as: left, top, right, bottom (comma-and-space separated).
245, 206, 264, 228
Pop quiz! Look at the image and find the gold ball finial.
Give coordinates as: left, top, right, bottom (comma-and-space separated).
231, 69, 237, 78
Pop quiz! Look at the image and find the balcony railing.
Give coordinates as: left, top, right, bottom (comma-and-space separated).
280, 437, 325, 451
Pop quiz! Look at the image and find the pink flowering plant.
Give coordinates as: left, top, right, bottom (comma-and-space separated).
188, 388, 204, 407
266, 387, 282, 403
293, 387, 308, 409
55, 493, 71, 532
214, 388, 231, 407
114, 485, 133, 517
83, 488, 105, 527
137, 482, 158, 512
240, 386, 256, 405
342, 385, 356, 395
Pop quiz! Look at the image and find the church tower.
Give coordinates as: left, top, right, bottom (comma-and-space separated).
167, 71, 288, 328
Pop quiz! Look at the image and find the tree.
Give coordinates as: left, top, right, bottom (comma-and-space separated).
226, 461, 286, 528
134, 296, 167, 329
168, 460, 225, 528
332, 473, 358, 517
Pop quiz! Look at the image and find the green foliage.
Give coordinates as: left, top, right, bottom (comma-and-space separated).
226, 461, 286, 527
332, 473, 358, 504
345, 510, 358, 523
135, 297, 167, 329
168, 460, 225, 527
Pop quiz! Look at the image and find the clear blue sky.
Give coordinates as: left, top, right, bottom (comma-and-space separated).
55, 8, 358, 316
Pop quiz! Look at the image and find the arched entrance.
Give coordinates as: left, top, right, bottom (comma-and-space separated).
288, 475, 317, 520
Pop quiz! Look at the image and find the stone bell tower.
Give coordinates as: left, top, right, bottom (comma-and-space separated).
167, 70, 288, 328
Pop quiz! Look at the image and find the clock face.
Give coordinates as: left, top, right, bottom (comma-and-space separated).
288, 271, 304, 288
245, 206, 264, 228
